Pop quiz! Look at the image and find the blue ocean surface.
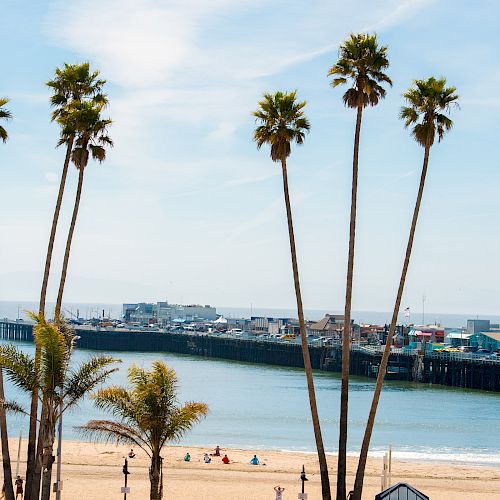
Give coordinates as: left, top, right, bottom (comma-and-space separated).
2, 340, 499, 466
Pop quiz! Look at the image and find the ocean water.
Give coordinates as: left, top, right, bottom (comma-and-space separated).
2, 300, 500, 328
2, 340, 499, 466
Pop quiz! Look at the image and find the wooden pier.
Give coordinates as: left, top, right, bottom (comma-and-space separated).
1, 320, 499, 391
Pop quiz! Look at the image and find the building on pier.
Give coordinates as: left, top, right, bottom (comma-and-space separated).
469, 332, 500, 352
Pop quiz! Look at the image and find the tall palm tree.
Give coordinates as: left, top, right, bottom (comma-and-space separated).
0, 317, 118, 500
0, 97, 12, 142
25, 64, 106, 500
80, 362, 208, 500
352, 77, 458, 500
253, 91, 331, 499
0, 97, 14, 499
41, 63, 106, 317
327, 33, 391, 499
54, 100, 112, 319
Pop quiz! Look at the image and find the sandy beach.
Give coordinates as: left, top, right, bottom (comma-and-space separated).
2, 439, 499, 499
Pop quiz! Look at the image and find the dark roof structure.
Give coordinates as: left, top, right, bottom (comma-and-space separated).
309, 314, 344, 332
375, 483, 429, 500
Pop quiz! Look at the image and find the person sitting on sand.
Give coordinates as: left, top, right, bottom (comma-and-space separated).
212, 445, 221, 456
203, 453, 211, 464
128, 449, 136, 458
274, 486, 285, 500
15, 476, 23, 500
250, 454, 259, 465
184, 452, 191, 462
222, 454, 230, 464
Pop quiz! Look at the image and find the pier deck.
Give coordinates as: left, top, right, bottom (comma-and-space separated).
1, 320, 499, 391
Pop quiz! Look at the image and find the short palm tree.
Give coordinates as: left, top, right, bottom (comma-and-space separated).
54, 101, 112, 318
253, 91, 331, 499
25, 64, 107, 500
0, 365, 15, 500
0, 316, 118, 500
352, 77, 458, 500
0, 97, 12, 142
80, 362, 208, 500
327, 33, 391, 499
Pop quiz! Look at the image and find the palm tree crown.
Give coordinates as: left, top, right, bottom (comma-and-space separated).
81, 362, 208, 456
328, 33, 392, 108
62, 101, 113, 169
0, 317, 118, 419
400, 77, 458, 147
47, 63, 107, 122
0, 97, 12, 143
253, 91, 310, 162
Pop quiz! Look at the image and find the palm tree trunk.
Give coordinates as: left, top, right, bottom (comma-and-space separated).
26, 138, 74, 500
149, 455, 162, 500
352, 143, 431, 500
281, 160, 331, 499
39, 137, 74, 317
337, 101, 363, 500
54, 165, 85, 319
31, 403, 46, 500
39, 405, 56, 500
0, 367, 15, 500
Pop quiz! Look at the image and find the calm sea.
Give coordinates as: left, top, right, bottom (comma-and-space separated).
2, 340, 499, 466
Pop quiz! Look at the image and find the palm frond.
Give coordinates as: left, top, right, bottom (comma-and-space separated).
78, 420, 152, 456
0, 97, 12, 142
63, 355, 119, 412
0, 399, 28, 416
0, 345, 37, 393
161, 402, 208, 445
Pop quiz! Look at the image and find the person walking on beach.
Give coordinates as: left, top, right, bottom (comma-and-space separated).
250, 454, 259, 465
15, 476, 23, 500
274, 485, 285, 500
222, 454, 230, 464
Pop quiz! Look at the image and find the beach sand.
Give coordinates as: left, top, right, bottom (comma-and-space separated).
3, 439, 499, 499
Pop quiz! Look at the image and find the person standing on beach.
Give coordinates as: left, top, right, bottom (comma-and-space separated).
15, 476, 23, 500
213, 445, 221, 456
274, 485, 285, 500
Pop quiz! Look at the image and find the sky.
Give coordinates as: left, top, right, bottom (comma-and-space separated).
1, 0, 499, 317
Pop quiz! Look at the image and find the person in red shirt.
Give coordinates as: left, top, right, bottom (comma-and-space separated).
222, 454, 230, 464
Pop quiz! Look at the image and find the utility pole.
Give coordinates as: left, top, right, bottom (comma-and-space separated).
121, 458, 130, 499
15, 429, 22, 477
422, 294, 426, 325
299, 464, 308, 499
54, 401, 63, 499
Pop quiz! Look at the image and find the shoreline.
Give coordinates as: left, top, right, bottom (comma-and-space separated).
2, 439, 499, 499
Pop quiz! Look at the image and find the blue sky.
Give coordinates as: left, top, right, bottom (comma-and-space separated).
1, 0, 499, 316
